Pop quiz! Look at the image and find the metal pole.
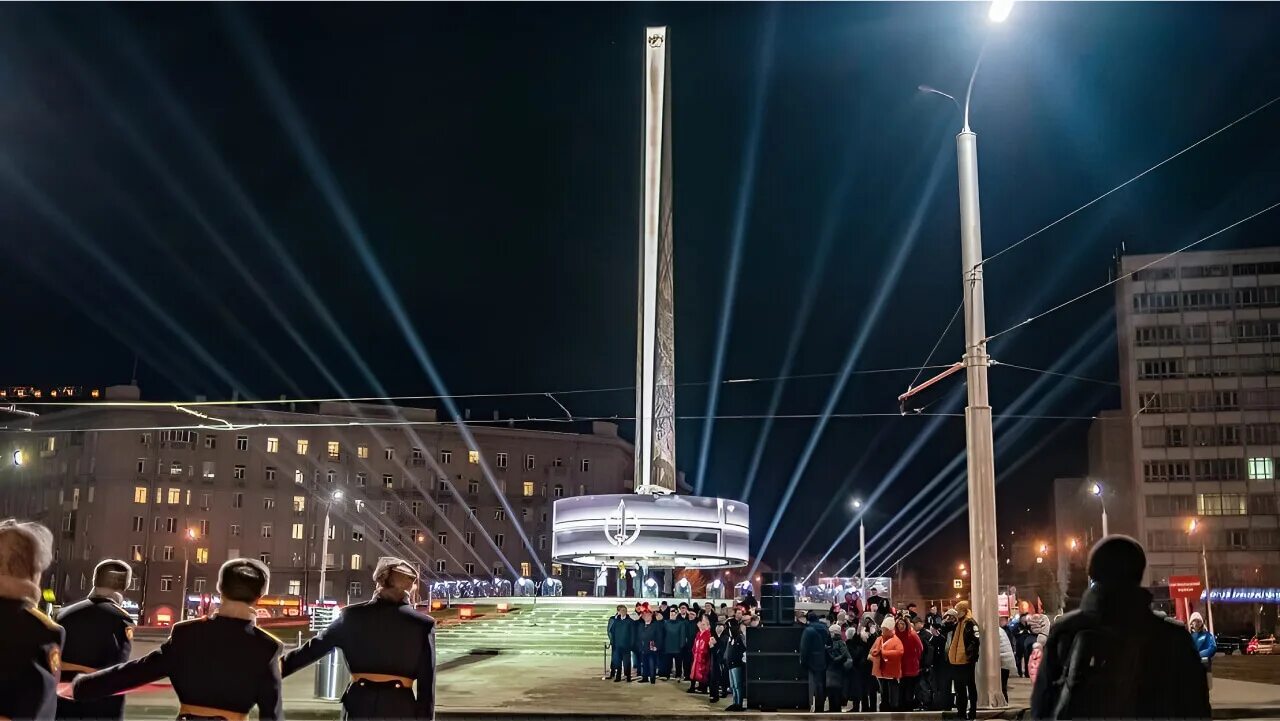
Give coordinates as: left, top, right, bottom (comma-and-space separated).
1100, 501, 1109, 538
318, 504, 331, 603
956, 128, 1004, 708
1201, 540, 1215, 635
858, 519, 867, 606
181, 548, 189, 621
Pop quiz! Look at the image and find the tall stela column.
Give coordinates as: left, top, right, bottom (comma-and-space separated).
957, 129, 1004, 707
635, 26, 677, 495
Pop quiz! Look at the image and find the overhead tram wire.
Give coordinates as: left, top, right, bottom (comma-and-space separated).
990, 361, 1121, 388
979, 93, 1280, 269
984, 199, 1280, 343
906, 301, 965, 395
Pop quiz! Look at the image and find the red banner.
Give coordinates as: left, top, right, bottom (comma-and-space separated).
1169, 575, 1203, 624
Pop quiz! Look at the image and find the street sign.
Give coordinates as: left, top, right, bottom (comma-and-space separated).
953, 579, 964, 589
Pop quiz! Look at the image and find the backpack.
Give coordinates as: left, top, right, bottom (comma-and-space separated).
1050, 616, 1161, 719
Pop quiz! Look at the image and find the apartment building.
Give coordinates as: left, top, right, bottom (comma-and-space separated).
0, 386, 635, 622
1114, 247, 1280, 598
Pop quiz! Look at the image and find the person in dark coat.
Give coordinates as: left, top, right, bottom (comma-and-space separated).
707, 620, 727, 703
679, 602, 696, 680
1013, 614, 1034, 677
72, 558, 283, 721
282, 557, 436, 719
798, 611, 829, 713
56, 559, 136, 721
607, 604, 634, 682
844, 616, 873, 711
633, 605, 663, 683
662, 606, 688, 679
920, 619, 951, 710
865, 587, 890, 623
824, 625, 852, 711
946, 601, 981, 720
1030, 536, 1211, 720
0, 519, 62, 721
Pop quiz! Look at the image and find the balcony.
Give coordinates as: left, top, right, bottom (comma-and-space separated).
160, 441, 194, 450
409, 458, 428, 468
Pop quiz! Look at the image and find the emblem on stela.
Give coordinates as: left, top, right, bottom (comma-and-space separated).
604, 498, 642, 547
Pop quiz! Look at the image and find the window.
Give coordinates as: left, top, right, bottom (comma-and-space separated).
438, 479, 449, 492
351, 525, 364, 541
233, 465, 246, 480
523, 481, 535, 497
496, 453, 508, 469
468, 480, 480, 495
357, 445, 369, 459
468, 505, 478, 517
266, 437, 279, 454
383, 475, 394, 490
435, 560, 446, 573
1143, 461, 1191, 482
230, 524, 241, 537
1226, 529, 1248, 550
495, 533, 505, 547
349, 581, 363, 598
296, 439, 309, 455
465, 563, 475, 575
264, 467, 276, 482
130, 544, 143, 562
291, 523, 304, 540
553, 484, 564, 498
261, 523, 273, 538
437, 532, 447, 546
411, 447, 424, 461
520, 562, 531, 577
551, 563, 562, 577
385, 447, 395, 460
468, 450, 479, 465
259, 552, 271, 566
1197, 493, 1247, 516
538, 534, 546, 550
263, 497, 275, 510
521, 507, 529, 519
169, 462, 184, 476
295, 469, 304, 485
439, 502, 449, 516
133, 486, 148, 504
236, 436, 248, 451
289, 496, 304, 513
326, 441, 340, 459
411, 500, 423, 516
159, 517, 177, 533
132, 516, 144, 532
198, 519, 210, 535
160, 575, 173, 592
465, 531, 475, 546
525, 455, 535, 470
166, 488, 181, 504
494, 509, 507, 521
1144, 495, 1195, 516
195, 547, 209, 564
581, 458, 590, 472
1196, 458, 1243, 481
1250, 494, 1279, 516
325, 470, 336, 483
1248, 458, 1275, 480
161, 546, 174, 561
352, 472, 365, 487
351, 554, 362, 570
440, 450, 452, 464
199, 434, 215, 450
553, 457, 563, 468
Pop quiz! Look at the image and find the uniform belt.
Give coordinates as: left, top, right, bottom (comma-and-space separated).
177, 703, 248, 721
350, 672, 414, 687
61, 662, 97, 674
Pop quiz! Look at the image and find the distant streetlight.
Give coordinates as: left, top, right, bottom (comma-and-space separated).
959, 563, 966, 571
852, 497, 868, 601
318, 491, 344, 603
1038, 543, 1048, 555
1090, 482, 1109, 537
1187, 518, 1215, 634
1069, 537, 1079, 551
181, 529, 198, 620
12, 449, 24, 466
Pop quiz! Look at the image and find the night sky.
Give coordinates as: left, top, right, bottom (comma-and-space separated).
3, 2, 1279, 583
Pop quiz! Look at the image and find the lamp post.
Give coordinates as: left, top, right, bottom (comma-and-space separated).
918, 8, 1010, 709
318, 491, 343, 604
182, 528, 197, 620
1187, 518, 1215, 634
851, 498, 867, 602
1090, 482, 1109, 538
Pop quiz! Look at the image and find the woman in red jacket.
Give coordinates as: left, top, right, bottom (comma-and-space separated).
870, 617, 904, 710
687, 616, 712, 695
896, 616, 925, 711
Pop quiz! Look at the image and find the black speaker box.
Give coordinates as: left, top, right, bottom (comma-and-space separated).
759, 595, 796, 626
746, 625, 808, 711
760, 571, 796, 598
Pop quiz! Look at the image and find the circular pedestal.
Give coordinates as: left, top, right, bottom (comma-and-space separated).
551, 493, 749, 568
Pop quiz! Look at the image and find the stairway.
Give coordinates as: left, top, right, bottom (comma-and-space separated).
435, 606, 611, 658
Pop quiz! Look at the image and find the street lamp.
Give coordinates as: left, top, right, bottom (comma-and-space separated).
1090, 482, 1109, 537
919, 3, 1008, 702
1187, 518, 1215, 634
182, 528, 197, 620
1068, 537, 1079, 552
318, 491, 343, 604
12, 449, 24, 467
851, 497, 868, 602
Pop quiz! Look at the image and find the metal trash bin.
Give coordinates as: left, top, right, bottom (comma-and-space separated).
314, 648, 350, 701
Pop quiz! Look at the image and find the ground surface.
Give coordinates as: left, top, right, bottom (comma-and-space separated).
1217, 655, 1280, 686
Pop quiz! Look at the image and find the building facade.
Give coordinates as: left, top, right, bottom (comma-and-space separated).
0, 387, 635, 622
1114, 247, 1280, 599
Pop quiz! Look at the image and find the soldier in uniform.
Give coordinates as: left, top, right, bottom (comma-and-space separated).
71, 559, 283, 721
56, 559, 137, 721
282, 557, 436, 719
0, 518, 63, 721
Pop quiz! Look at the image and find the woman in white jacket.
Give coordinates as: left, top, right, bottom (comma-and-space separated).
997, 624, 1017, 703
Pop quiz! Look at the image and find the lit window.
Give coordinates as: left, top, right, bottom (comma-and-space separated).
496, 453, 508, 469
296, 439, 309, 455
295, 469, 304, 485
1248, 457, 1275, 480
133, 487, 148, 504
351, 554, 362, 570
195, 548, 209, 564
292, 496, 306, 512
291, 523, 304, 540
327, 441, 340, 459
130, 545, 143, 562
236, 436, 248, 451
468, 450, 479, 465
551, 563, 562, 576
357, 445, 369, 459
288, 579, 301, 596
523, 481, 535, 497
167, 488, 181, 504
169, 462, 184, 476
267, 438, 279, 453
520, 562, 531, 577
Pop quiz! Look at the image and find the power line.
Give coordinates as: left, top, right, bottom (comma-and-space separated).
906, 301, 964, 393
991, 360, 1120, 387
980, 93, 1280, 267
984, 199, 1280, 343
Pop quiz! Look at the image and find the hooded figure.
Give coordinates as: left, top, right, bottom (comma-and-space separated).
1188, 611, 1216, 686
0, 519, 62, 721
947, 600, 980, 719
1029, 535, 1211, 720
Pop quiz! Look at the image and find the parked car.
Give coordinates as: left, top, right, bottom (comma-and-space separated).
1215, 633, 1245, 655
1246, 635, 1276, 655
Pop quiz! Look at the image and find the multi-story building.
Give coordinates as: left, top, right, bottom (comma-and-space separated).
0, 385, 636, 622
1113, 247, 1280, 606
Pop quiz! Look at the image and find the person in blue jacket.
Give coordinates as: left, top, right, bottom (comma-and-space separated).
1188, 611, 1216, 688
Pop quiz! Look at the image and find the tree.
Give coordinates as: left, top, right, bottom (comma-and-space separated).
1063, 554, 1088, 612
1031, 563, 1062, 614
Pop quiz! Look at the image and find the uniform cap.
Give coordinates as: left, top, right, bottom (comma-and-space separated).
0, 518, 53, 583
92, 559, 133, 592
217, 558, 270, 602
373, 557, 417, 585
